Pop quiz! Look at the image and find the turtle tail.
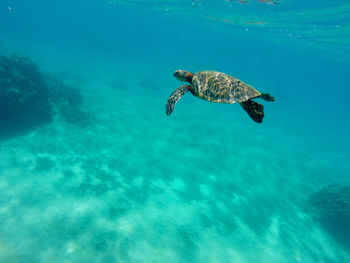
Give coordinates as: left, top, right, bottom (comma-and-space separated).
166, 85, 191, 116
240, 99, 264, 123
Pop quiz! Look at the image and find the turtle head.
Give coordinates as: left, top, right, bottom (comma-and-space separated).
173, 70, 194, 84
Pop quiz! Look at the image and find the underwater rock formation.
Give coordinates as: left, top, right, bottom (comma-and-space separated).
0, 54, 90, 140
308, 184, 350, 250
138, 77, 160, 90
45, 74, 83, 107
45, 74, 91, 127
57, 100, 92, 127
0, 55, 52, 139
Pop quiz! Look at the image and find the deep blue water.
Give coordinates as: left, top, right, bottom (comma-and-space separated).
0, 0, 350, 262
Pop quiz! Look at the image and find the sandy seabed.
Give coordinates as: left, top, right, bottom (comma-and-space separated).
0, 75, 349, 263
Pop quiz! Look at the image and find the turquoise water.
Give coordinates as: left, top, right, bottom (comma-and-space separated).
0, 0, 350, 262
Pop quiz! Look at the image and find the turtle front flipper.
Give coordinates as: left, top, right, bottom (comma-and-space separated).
166, 85, 191, 116
240, 99, 264, 123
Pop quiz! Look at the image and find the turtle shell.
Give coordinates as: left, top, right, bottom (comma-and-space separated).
191, 71, 261, 103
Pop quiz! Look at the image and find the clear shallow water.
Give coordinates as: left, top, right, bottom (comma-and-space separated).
0, 0, 350, 262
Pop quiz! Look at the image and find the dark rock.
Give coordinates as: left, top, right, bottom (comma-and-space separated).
0, 53, 91, 140
0, 55, 52, 140
57, 100, 92, 128
45, 74, 83, 107
307, 184, 350, 250
45, 71, 92, 127
137, 77, 160, 90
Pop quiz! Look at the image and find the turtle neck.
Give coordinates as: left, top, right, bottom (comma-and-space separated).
186, 72, 194, 84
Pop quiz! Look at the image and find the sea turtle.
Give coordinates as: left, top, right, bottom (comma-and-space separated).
166, 70, 275, 123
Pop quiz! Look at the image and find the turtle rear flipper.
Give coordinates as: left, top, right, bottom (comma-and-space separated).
166, 85, 191, 116
240, 99, 264, 123
259, 93, 275, 102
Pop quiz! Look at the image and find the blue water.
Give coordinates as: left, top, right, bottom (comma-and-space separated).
0, 0, 350, 262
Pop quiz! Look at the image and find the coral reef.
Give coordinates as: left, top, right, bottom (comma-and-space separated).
45, 74, 91, 127
0, 54, 90, 140
0, 55, 52, 139
308, 184, 350, 250
56, 100, 92, 127
45, 74, 83, 107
